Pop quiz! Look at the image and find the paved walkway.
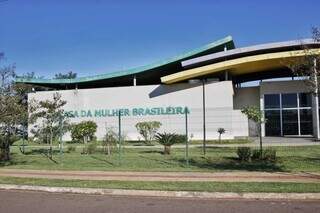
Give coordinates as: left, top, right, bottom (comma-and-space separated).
1, 169, 320, 183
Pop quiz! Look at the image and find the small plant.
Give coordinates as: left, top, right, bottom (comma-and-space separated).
67, 145, 76, 153
82, 142, 97, 154
251, 148, 277, 162
135, 121, 162, 144
155, 132, 180, 155
251, 149, 261, 161
103, 127, 118, 155
217, 128, 226, 142
263, 148, 277, 162
71, 121, 97, 143
237, 147, 251, 162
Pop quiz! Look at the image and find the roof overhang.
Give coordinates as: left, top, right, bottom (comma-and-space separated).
160, 48, 320, 84
15, 36, 235, 88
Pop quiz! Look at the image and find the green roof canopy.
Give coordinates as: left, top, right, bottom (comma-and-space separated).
15, 36, 235, 89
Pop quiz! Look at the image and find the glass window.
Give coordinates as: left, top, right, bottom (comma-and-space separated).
300, 109, 313, 135
282, 93, 297, 108
299, 93, 312, 108
265, 110, 281, 136
264, 94, 280, 109
282, 109, 299, 135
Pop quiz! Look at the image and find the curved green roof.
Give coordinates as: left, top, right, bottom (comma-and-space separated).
15, 36, 234, 86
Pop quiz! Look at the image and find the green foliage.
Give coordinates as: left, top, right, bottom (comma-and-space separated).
0, 53, 27, 161
54, 71, 77, 79
237, 147, 252, 162
71, 121, 97, 143
155, 132, 184, 155
251, 149, 262, 161
217, 127, 226, 142
82, 142, 98, 155
135, 121, 162, 144
238, 147, 277, 162
241, 106, 264, 123
252, 148, 277, 162
263, 148, 277, 162
102, 127, 118, 155
29, 92, 68, 159
66, 146, 76, 153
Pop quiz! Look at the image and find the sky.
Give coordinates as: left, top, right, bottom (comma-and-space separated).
1, 0, 320, 78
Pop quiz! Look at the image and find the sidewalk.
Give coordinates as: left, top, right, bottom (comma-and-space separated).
1, 169, 320, 183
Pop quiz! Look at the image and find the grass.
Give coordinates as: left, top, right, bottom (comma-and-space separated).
1, 145, 320, 173
0, 176, 320, 193
13, 138, 252, 147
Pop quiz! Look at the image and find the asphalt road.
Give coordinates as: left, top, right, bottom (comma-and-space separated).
1, 190, 320, 213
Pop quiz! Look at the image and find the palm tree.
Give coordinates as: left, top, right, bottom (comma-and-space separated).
217, 128, 226, 143
155, 133, 180, 155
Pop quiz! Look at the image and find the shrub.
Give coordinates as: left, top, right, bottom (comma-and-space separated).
82, 142, 97, 154
251, 148, 277, 162
71, 121, 97, 143
155, 132, 179, 155
103, 127, 118, 155
135, 121, 162, 144
237, 147, 251, 162
67, 145, 76, 153
263, 148, 277, 162
251, 149, 261, 161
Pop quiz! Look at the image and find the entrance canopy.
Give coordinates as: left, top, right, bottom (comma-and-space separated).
161, 39, 320, 84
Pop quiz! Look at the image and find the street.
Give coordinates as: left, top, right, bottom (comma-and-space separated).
1, 190, 320, 213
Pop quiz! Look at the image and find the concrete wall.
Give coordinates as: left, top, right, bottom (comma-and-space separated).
233, 86, 260, 137
28, 81, 249, 141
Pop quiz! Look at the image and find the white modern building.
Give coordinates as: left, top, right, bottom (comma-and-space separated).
17, 36, 320, 140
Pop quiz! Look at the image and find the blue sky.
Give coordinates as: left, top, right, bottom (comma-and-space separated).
1, 0, 319, 78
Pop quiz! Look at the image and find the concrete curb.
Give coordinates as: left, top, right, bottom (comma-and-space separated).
0, 184, 320, 200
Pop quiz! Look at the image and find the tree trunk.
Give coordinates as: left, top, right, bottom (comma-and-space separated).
258, 122, 263, 159
49, 127, 53, 159
0, 141, 10, 161
0, 137, 10, 161
164, 145, 171, 155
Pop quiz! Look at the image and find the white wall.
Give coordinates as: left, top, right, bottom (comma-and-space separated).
28, 81, 249, 140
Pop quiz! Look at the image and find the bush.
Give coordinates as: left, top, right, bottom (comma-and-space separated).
82, 142, 97, 154
263, 148, 277, 162
135, 121, 162, 144
251, 148, 277, 162
251, 149, 261, 161
67, 145, 76, 153
237, 147, 251, 162
102, 127, 118, 155
155, 132, 179, 155
71, 121, 97, 143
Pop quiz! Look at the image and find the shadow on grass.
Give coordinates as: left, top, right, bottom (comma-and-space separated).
25, 148, 60, 155
90, 155, 114, 166
138, 155, 178, 167
138, 150, 163, 154
0, 153, 28, 167
174, 156, 285, 172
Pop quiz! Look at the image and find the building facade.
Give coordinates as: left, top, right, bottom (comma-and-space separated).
17, 36, 320, 140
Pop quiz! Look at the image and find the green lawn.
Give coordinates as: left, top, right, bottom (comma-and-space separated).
1, 145, 320, 173
0, 176, 320, 193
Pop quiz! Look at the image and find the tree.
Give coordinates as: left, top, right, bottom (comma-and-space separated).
102, 127, 118, 155
217, 127, 226, 142
54, 71, 77, 79
241, 106, 265, 157
29, 93, 68, 159
71, 121, 97, 143
155, 133, 185, 155
135, 121, 162, 144
0, 53, 27, 161
287, 27, 320, 94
